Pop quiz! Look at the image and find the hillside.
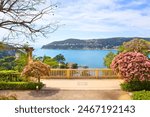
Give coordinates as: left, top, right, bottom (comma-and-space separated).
42, 37, 150, 49
0, 43, 25, 58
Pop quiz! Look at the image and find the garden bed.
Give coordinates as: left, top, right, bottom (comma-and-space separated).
120, 81, 150, 91
0, 70, 21, 82
0, 82, 44, 90
132, 91, 150, 100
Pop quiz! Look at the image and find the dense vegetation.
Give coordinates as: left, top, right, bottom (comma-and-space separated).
35, 54, 78, 69
132, 91, 150, 100
0, 82, 44, 90
120, 81, 150, 91
0, 70, 21, 82
0, 51, 78, 91
104, 38, 150, 68
118, 39, 150, 56
36, 56, 59, 68
0, 54, 27, 71
103, 52, 116, 68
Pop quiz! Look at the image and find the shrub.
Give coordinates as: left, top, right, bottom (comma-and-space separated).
118, 38, 150, 56
132, 91, 150, 100
14, 54, 28, 72
0, 82, 44, 90
104, 52, 116, 68
0, 70, 22, 82
111, 52, 150, 82
0, 95, 17, 100
0, 56, 16, 70
21, 61, 50, 78
42, 56, 59, 68
121, 81, 150, 91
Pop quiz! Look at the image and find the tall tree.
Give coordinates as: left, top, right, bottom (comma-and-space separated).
118, 38, 150, 56
0, 0, 58, 41
53, 54, 65, 63
103, 52, 116, 68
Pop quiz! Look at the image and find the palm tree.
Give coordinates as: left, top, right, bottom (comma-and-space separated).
53, 54, 65, 63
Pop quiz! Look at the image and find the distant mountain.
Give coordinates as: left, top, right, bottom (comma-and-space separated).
42, 37, 150, 50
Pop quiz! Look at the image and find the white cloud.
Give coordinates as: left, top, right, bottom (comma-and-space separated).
52, 0, 150, 32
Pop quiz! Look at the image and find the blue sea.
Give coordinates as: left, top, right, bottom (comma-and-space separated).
33, 49, 117, 68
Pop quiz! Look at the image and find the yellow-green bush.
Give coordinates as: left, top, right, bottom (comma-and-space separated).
132, 91, 150, 100
0, 70, 21, 82
0, 82, 44, 90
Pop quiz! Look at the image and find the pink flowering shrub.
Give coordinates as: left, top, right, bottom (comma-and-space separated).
111, 52, 150, 82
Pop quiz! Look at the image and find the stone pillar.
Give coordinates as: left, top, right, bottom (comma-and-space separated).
67, 69, 70, 79
25, 47, 34, 64
95, 69, 99, 79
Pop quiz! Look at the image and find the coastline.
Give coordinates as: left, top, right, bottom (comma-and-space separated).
40, 48, 118, 51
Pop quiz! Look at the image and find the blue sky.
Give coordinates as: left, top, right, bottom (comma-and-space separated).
1, 0, 150, 47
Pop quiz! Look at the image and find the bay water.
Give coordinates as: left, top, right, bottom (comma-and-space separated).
33, 49, 117, 68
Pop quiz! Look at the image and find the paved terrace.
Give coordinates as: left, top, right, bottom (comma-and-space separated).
41, 79, 123, 90
0, 79, 131, 100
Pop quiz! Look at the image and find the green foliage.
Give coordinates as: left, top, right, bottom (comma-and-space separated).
132, 91, 150, 100
0, 82, 44, 90
14, 54, 28, 72
117, 45, 125, 53
118, 38, 150, 56
65, 63, 78, 69
72, 63, 78, 69
0, 95, 17, 100
59, 64, 67, 68
35, 55, 69, 68
35, 55, 78, 69
120, 81, 150, 91
0, 56, 16, 70
42, 56, 59, 68
103, 52, 116, 68
53, 54, 65, 63
0, 54, 27, 71
0, 70, 22, 82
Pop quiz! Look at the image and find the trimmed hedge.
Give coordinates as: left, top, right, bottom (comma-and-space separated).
132, 91, 150, 100
0, 82, 44, 90
0, 70, 22, 82
120, 81, 150, 91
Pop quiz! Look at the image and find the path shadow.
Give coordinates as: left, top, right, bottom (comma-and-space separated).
28, 88, 60, 97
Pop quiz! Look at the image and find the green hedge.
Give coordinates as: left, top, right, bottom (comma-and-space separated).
0, 82, 44, 90
132, 91, 150, 100
121, 81, 150, 91
0, 70, 22, 82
